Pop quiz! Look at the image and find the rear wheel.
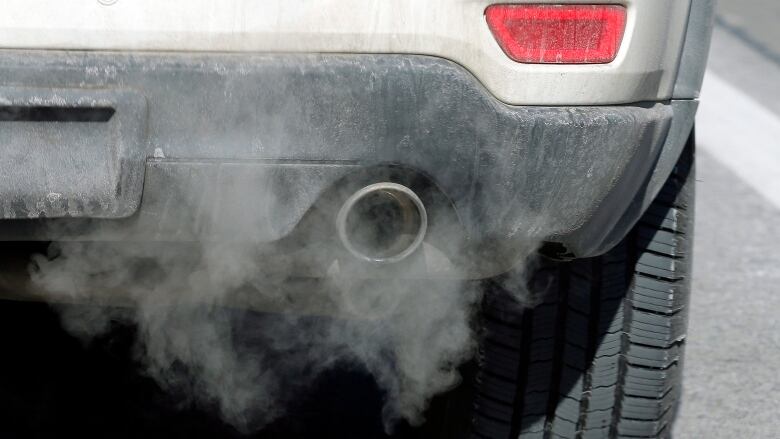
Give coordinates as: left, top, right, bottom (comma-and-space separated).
463, 139, 694, 439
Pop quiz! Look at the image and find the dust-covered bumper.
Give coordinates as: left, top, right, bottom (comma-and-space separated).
0, 52, 696, 275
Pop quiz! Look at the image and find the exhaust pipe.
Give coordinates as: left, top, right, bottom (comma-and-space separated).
336, 182, 427, 263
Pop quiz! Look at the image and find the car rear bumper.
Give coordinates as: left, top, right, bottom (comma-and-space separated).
0, 51, 696, 277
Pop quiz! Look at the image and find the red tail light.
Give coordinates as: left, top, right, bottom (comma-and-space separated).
485, 4, 627, 64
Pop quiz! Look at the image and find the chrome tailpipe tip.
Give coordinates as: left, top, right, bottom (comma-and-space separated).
336, 182, 427, 264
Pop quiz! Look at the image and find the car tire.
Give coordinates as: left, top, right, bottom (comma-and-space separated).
460, 135, 695, 439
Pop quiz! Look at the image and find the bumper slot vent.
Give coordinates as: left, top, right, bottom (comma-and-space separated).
0, 106, 115, 122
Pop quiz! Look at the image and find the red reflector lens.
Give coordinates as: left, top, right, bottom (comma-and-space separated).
485, 4, 627, 64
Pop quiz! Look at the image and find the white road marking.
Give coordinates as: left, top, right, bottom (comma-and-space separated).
697, 71, 780, 210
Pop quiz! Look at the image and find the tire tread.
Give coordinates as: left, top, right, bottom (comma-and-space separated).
469, 141, 694, 439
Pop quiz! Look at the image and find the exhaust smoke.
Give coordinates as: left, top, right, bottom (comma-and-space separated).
25, 173, 541, 434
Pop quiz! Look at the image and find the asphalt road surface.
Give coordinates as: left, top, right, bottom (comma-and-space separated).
672, 3, 780, 438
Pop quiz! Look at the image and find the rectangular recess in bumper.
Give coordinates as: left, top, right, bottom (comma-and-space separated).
0, 87, 147, 219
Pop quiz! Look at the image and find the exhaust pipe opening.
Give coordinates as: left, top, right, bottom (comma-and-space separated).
337, 183, 427, 264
